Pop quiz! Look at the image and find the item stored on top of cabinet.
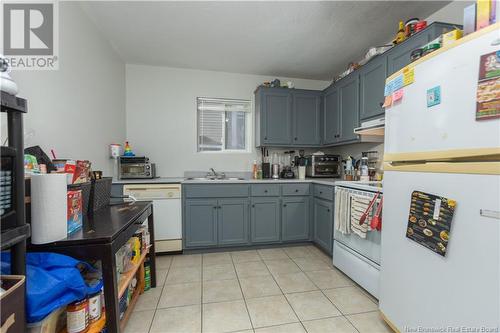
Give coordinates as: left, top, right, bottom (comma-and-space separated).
393, 21, 407, 45
476, 50, 500, 120
414, 20, 427, 33
118, 156, 156, 179
406, 191, 456, 256
305, 154, 342, 178
410, 48, 423, 62
404, 18, 420, 38
442, 29, 463, 47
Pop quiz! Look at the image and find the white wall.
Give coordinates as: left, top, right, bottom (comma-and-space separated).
4, 3, 125, 176
126, 64, 329, 177
426, 0, 474, 25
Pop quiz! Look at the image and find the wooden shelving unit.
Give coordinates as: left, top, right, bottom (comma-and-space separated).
118, 246, 150, 331
117, 246, 150, 298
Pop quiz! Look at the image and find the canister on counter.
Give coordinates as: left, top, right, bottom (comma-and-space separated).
67, 298, 89, 333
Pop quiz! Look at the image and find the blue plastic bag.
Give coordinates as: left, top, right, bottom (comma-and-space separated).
1, 252, 101, 323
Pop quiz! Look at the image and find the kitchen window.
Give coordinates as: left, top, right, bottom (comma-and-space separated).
197, 97, 251, 152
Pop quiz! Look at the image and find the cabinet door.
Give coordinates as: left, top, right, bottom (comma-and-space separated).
359, 56, 387, 121
338, 75, 360, 143
185, 199, 218, 248
261, 90, 292, 145
323, 85, 340, 144
251, 198, 281, 243
292, 92, 321, 145
313, 198, 333, 254
282, 197, 310, 241
387, 32, 430, 75
218, 199, 249, 246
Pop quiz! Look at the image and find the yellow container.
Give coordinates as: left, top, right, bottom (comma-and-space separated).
442, 29, 463, 47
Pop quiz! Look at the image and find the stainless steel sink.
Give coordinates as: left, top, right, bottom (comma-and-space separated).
185, 177, 245, 181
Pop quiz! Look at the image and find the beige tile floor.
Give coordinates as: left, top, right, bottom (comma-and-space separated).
126, 245, 392, 333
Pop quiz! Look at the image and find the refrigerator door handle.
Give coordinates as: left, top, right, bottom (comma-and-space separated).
479, 209, 500, 220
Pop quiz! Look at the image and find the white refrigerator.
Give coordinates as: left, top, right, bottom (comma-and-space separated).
380, 26, 500, 331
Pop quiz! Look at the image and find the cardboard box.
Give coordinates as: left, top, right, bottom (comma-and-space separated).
476, 0, 491, 30
463, 3, 476, 35
67, 190, 82, 235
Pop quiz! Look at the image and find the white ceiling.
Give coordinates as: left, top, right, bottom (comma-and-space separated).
80, 1, 450, 80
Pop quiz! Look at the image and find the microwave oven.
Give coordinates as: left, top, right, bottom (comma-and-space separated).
118, 156, 156, 179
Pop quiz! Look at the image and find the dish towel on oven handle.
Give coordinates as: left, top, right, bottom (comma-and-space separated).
350, 195, 374, 239
334, 187, 351, 235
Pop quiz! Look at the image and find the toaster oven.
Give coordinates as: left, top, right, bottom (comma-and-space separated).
118, 156, 156, 179
305, 154, 342, 178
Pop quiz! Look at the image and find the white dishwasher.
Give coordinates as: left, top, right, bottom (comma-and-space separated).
123, 184, 182, 253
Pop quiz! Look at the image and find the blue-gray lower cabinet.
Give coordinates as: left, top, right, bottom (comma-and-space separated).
251, 198, 281, 243
282, 196, 310, 241
218, 199, 249, 246
313, 197, 333, 255
185, 199, 218, 248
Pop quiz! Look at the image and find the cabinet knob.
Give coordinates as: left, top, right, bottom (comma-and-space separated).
319, 191, 323, 194
252, 204, 255, 208
294, 137, 298, 141
264, 136, 268, 140
379, 102, 384, 107
295, 189, 299, 192
264, 190, 268, 193
327, 209, 331, 212
283, 204, 287, 207
213, 206, 217, 209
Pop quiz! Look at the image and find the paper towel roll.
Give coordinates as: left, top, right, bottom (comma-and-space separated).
31, 173, 68, 244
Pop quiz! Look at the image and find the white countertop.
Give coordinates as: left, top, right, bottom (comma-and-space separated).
112, 177, 382, 191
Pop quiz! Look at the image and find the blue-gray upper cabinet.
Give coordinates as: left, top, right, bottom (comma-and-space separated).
323, 85, 340, 145
185, 199, 218, 248
313, 197, 333, 255
251, 197, 281, 243
255, 88, 292, 146
338, 74, 360, 143
218, 199, 249, 246
359, 55, 387, 121
282, 196, 310, 241
292, 91, 321, 145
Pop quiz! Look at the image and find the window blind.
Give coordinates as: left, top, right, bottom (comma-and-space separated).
197, 97, 250, 152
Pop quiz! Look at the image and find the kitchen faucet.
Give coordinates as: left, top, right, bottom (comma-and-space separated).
207, 168, 225, 179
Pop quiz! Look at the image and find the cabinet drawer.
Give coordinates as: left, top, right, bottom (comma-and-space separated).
251, 184, 280, 197
314, 184, 334, 201
184, 184, 249, 198
281, 183, 310, 196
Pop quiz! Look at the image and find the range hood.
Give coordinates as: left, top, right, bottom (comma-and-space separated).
354, 117, 384, 142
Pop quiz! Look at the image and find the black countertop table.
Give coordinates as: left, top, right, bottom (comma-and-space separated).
29, 201, 157, 333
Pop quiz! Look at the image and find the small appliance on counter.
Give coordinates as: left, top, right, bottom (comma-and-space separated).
280, 151, 295, 179
118, 156, 156, 179
305, 154, 342, 178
